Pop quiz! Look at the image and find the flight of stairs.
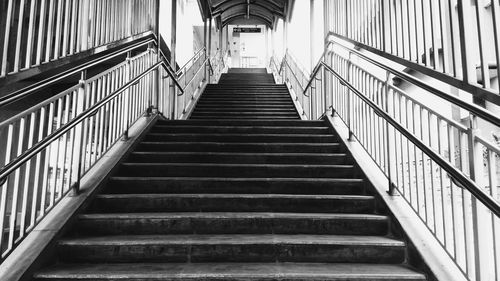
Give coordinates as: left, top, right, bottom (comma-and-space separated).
34, 68, 427, 280
191, 70, 299, 120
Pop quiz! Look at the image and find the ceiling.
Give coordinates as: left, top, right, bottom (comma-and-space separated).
197, 0, 294, 29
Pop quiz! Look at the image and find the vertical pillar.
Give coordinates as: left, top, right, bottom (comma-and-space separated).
208, 18, 212, 83
155, 0, 160, 114
271, 27, 275, 58
310, 0, 315, 70
72, 70, 87, 196
80, 0, 90, 51
283, 20, 288, 56
170, 0, 177, 120
265, 27, 269, 66
219, 26, 223, 53
203, 19, 207, 81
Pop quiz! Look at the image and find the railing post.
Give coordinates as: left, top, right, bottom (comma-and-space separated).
71, 70, 87, 196
155, 0, 161, 116
80, 0, 90, 51
466, 115, 491, 281
203, 19, 207, 82
384, 71, 396, 195
346, 52, 354, 141
122, 52, 131, 140
208, 17, 212, 84
170, 0, 177, 120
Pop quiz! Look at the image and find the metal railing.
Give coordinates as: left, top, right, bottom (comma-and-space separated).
325, 0, 500, 106
0, 47, 172, 261
158, 47, 223, 120
273, 36, 500, 281
0, 35, 156, 107
0, 0, 157, 79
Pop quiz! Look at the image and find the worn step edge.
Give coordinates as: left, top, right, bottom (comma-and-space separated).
34, 263, 427, 280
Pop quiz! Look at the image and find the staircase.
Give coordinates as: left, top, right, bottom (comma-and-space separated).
34, 68, 427, 280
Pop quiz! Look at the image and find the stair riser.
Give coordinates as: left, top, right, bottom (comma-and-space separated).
57, 243, 404, 263
135, 143, 342, 153
142, 135, 337, 144
76, 217, 389, 236
200, 96, 291, 100
105, 178, 365, 195
193, 106, 296, 110
150, 126, 332, 134
156, 120, 326, 126
90, 197, 374, 213
190, 110, 298, 114
35, 276, 426, 281
190, 112, 298, 116
127, 153, 349, 164
117, 164, 359, 178
189, 117, 301, 120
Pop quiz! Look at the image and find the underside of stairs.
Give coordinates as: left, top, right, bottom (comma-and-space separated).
33, 68, 429, 280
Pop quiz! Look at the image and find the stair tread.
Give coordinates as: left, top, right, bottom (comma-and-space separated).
121, 163, 354, 168
59, 234, 404, 246
139, 141, 339, 145
96, 194, 374, 200
79, 212, 388, 220
109, 177, 364, 182
35, 263, 426, 280
130, 152, 347, 156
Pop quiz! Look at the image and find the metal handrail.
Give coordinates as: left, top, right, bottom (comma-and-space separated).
0, 58, 180, 186
318, 60, 500, 217
0, 36, 156, 107
176, 47, 206, 77
327, 36, 500, 127
177, 56, 210, 96
303, 43, 333, 94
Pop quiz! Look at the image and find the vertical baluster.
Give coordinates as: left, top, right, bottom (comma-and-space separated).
40, 104, 54, 216
50, 98, 63, 203
72, 71, 87, 195
13, 0, 26, 73
1, 0, 14, 76
19, 113, 36, 237
53, 0, 64, 59
25, 0, 37, 70
447, 124, 458, 259
61, 0, 71, 57
487, 149, 499, 280
66, 91, 77, 189
474, 0, 491, 88
58, 96, 70, 194
0, 125, 14, 254
491, 0, 500, 89
9, 118, 26, 249
69, 0, 78, 55
30, 108, 46, 227
35, 0, 47, 66
45, 0, 55, 62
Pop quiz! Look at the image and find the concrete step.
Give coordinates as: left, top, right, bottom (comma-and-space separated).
135, 142, 342, 153
189, 116, 301, 120
89, 194, 375, 214
127, 152, 350, 164
190, 111, 298, 116
228, 68, 268, 73
34, 263, 427, 280
116, 163, 360, 178
76, 212, 389, 236
190, 108, 298, 113
56, 234, 405, 263
105, 177, 365, 195
150, 125, 332, 134
194, 104, 295, 109
155, 119, 324, 126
